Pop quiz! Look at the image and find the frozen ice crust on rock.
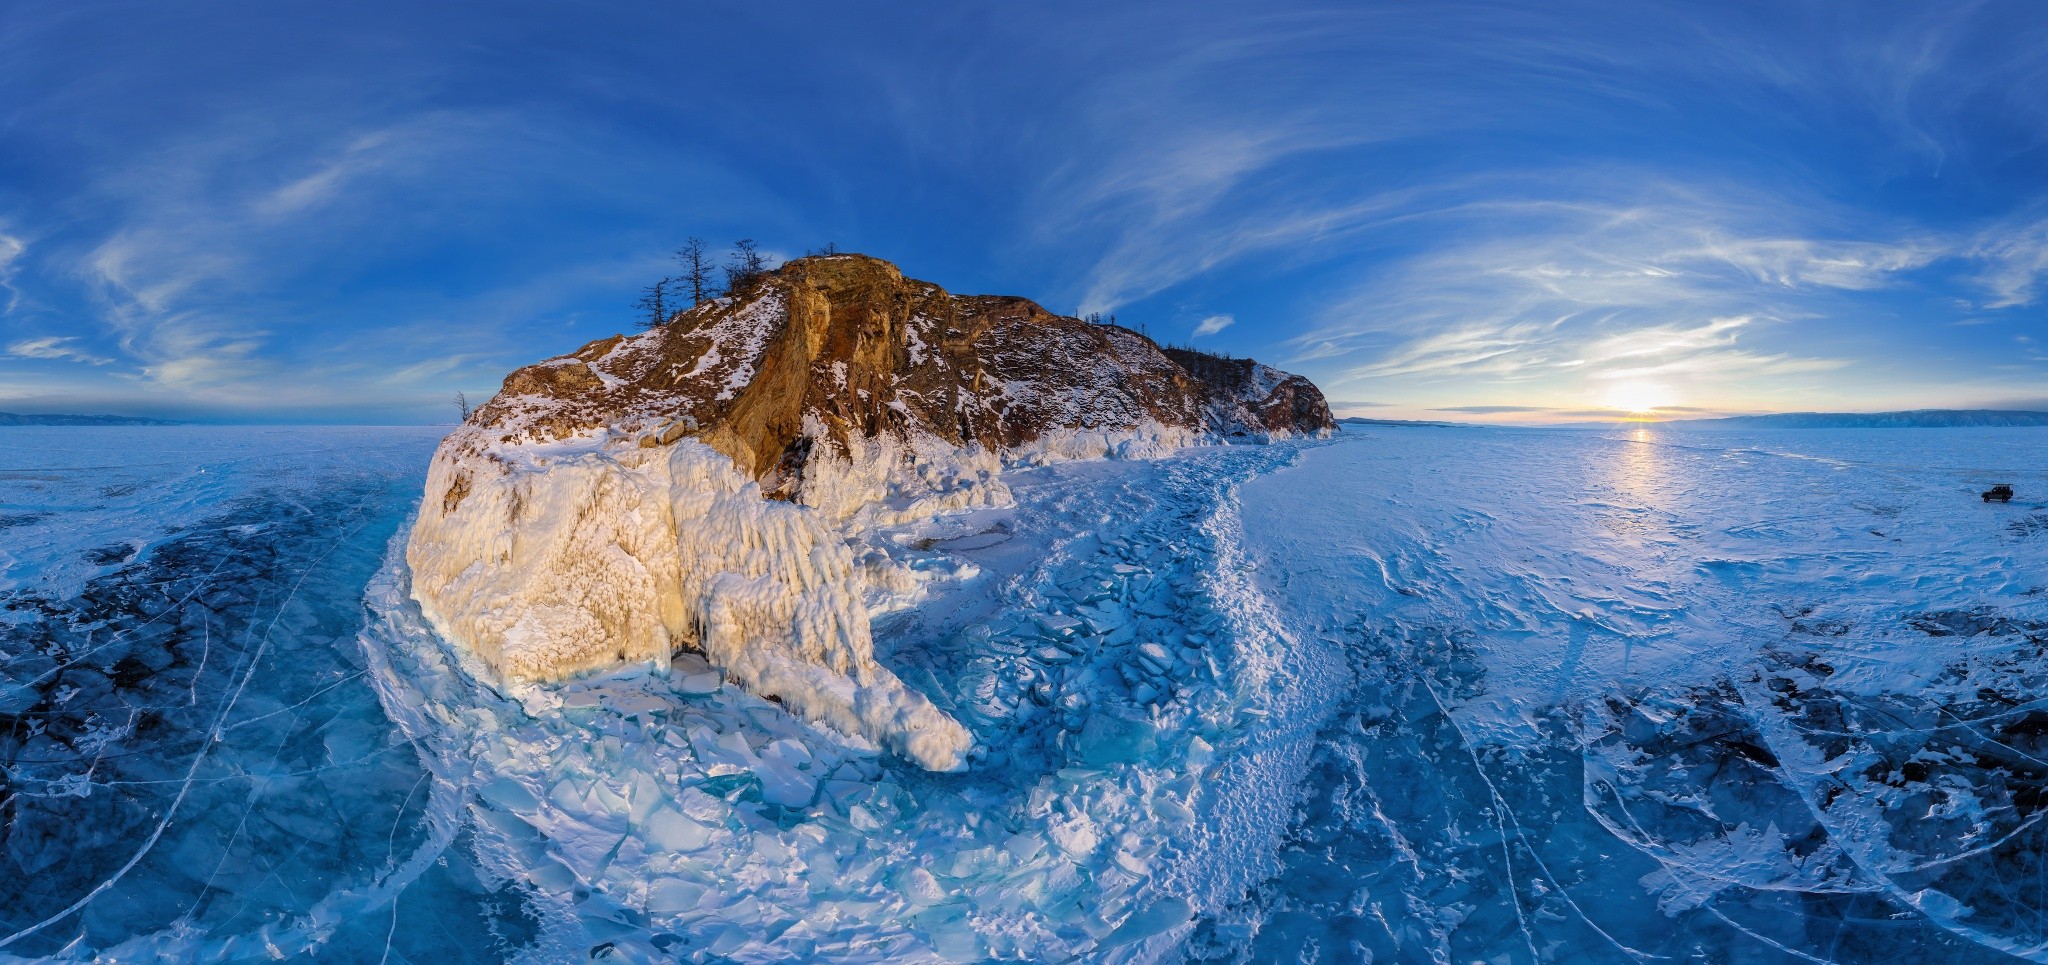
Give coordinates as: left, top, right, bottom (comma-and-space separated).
408, 434, 976, 771
405, 253, 1335, 770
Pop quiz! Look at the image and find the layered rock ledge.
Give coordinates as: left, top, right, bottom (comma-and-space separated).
405, 254, 1333, 769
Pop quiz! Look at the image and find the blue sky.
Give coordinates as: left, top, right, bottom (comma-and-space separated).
1, 1, 2044, 423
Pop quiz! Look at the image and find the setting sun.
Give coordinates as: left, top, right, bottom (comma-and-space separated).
1603, 381, 1672, 415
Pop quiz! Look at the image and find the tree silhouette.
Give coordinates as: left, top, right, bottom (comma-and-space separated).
725, 238, 769, 292
674, 237, 719, 306
453, 391, 471, 421
635, 277, 677, 328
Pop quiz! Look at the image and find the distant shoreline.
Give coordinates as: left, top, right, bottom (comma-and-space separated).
1345, 409, 2048, 430
1659, 409, 2048, 429
0, 412, 183, 426
1336, 417, 1476, 429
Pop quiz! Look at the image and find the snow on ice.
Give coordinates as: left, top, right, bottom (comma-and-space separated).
6, 423, 2048, 962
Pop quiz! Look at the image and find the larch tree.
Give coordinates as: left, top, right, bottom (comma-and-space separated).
725, 238, 769, 292
675, 237, 719, 307
634, 277, 677, 328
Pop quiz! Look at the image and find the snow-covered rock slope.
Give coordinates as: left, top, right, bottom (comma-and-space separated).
406, 254, 1334, 771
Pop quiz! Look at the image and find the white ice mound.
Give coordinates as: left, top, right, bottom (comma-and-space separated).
406, 432, 975, 771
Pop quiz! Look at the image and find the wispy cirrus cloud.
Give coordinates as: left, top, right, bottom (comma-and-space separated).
62, 112, 512, 398
1072, 186, 1424, 316
1972, 216, 2048, 310
81, 114, 485, 311
0, 228, 26, 315
122, 313, 266, 388
8, 335, 113, 365
1681, 237, 1947, 291
1030, 0, 2048, 317
1192, 313, 1234, 337
1284, 183, 1990, 411
1341, 320, 1561, 382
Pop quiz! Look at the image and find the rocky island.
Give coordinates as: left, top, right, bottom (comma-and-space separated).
406, 254, 1333, 770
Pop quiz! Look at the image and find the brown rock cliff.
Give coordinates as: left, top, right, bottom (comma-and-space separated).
458, 254, 1334, 501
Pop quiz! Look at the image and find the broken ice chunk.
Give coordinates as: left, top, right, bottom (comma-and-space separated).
1076, 712, 1158, 766
1035, 613, 1084, 637
1113, 849, 1151, 876
687, 725, 758, 773
1154, 797, 1196, 827
676, 671, 723, 696
645, 877, 709, 915
756, 738, 819, 807
1048, 813, 1100, 858
603, 691, 670, 719
480, 777, 542, 814
1097, 896, 1194, 950
641, 806, 715, 853
1004, 831, 1046, 862
894, 865, 947, 908
1078, 602, 1129, 634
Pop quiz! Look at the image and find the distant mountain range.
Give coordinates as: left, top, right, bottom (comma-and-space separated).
0, 412, 181, 426
1668, 409, 2048, 429
1337, 416, 1474, 429
1341, 409, 2048, 430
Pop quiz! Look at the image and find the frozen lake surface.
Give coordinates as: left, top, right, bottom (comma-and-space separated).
2, 424, 2044, 962
1219, 426, 2048, 963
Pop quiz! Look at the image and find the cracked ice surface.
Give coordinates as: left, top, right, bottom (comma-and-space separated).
1198, 426, 2048, 963
0, 427, 541, 962
4, 424, 1328, 961
11, 423, 2048, 963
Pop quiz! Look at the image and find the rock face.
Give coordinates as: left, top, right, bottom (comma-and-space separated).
456, 254, 1332, 490
405, 253, 1332, 770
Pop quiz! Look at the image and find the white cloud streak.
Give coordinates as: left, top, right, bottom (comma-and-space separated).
65, 113, 498, 396
1972, 217, 2048, 310
0, 228, 25, 315
1286, 188, 1961, 407
1020, 0, 2048, 327
8, 335, 113, 365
